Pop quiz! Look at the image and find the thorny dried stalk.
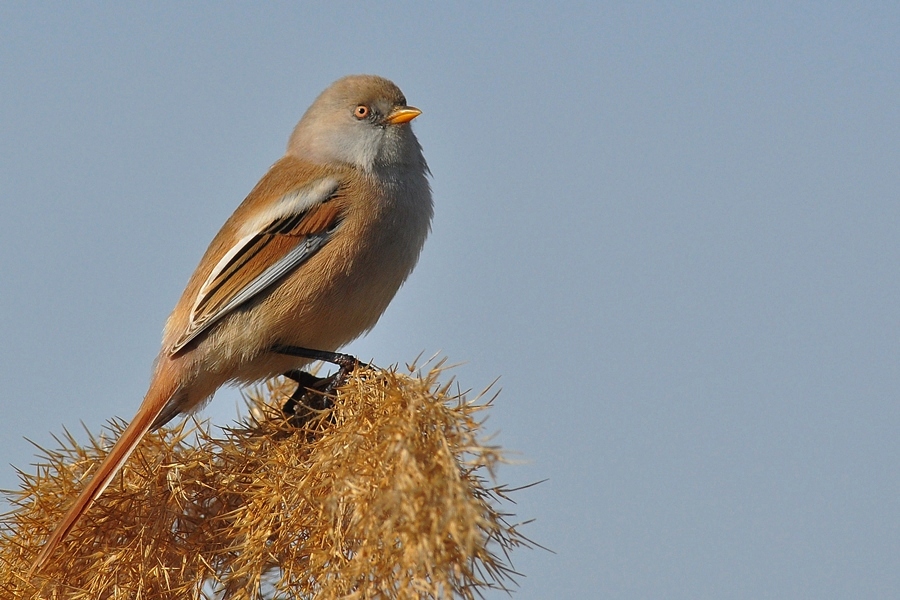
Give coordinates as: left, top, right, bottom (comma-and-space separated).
0, 361, 532, 599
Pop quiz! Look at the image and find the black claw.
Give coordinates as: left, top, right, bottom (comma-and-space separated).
275, 346, 370, 427
280, 371, 326, 420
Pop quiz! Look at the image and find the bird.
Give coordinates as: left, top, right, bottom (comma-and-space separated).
29, 74, 432, 577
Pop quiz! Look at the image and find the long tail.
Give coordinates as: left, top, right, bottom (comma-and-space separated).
28, 368, 181, 580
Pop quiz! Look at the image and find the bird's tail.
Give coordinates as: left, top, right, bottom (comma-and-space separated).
27, 366, 181, 580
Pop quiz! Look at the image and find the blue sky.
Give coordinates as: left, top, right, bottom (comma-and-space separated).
2, 3, 899, 598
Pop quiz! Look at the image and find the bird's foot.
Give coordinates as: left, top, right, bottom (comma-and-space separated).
274, 346, 369, 425
281, 369, 332, 425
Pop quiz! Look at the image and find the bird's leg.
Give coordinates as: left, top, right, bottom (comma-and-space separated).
274, 346, 368, 424
272, 345, 363, 372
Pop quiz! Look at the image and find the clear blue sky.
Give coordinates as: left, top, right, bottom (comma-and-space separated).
2, 3, 899, 598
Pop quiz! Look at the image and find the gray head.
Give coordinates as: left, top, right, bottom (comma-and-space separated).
287, 75, 425, 173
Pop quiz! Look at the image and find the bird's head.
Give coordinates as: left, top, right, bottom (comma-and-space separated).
287, 74, 424, 173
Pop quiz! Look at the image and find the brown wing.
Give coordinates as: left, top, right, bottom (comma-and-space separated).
170, 186, 345, 355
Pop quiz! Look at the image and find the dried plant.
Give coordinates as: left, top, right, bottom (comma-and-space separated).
1, 361, 531, 599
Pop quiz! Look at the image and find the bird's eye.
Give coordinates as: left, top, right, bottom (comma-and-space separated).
354, 105, 370, 119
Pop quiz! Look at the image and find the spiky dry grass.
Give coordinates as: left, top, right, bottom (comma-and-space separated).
0, 362, 531, 599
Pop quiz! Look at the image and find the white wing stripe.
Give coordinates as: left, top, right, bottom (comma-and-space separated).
239, 177, 340, 238
194, 232, 258, 307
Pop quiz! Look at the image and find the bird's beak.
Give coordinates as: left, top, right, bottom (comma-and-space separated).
385, 106, 422, 125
